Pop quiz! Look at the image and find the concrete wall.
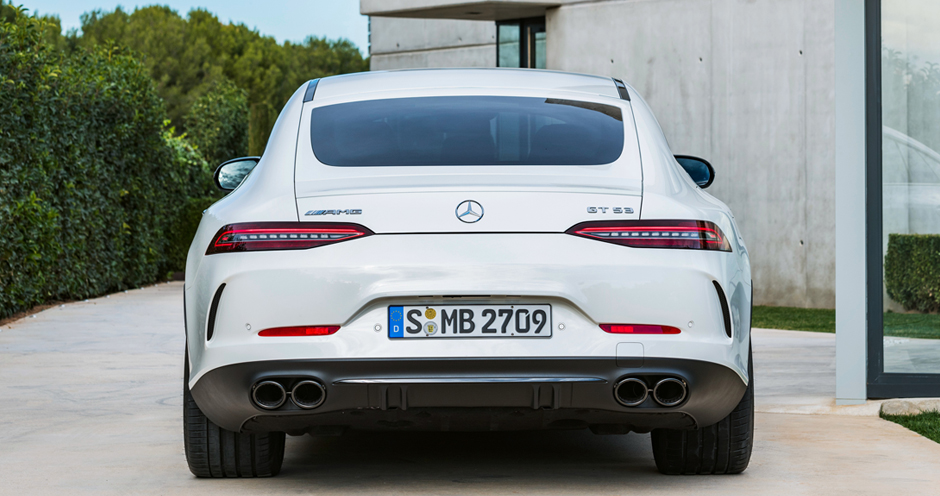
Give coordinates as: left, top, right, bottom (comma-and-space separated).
365, 0, 837, 308
370, 17, 496, 70
362, 0, 561, 21
548, 0, 835, 308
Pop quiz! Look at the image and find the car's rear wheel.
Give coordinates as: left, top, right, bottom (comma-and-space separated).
183, 348, 285, 478
650, 346, 754, 475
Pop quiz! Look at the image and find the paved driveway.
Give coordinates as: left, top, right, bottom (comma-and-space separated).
2, 282, 940, 495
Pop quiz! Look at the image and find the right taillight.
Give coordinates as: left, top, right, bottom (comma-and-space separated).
566, 220, 731, 252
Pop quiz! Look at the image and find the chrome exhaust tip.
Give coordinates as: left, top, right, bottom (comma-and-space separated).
614, 377, 649, 407
251, 380, 287, 410
291, 380, 326, 409
652, 378, 688, 407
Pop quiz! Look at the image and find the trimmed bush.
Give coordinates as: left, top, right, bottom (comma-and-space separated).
165, 196, 218, 275
885, 234, 940, 313
161, 128, 219, 274
0, 9, 214, 319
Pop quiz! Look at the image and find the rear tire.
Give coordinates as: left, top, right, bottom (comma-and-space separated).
650, 346, 754, 475
183, 349, 285, 478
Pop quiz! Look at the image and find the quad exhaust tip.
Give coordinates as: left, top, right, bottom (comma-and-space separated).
614, 377, 649, 407
251, 379, 327, 410
251, 381, 287, 410
614, 377, 689, 407
291, 380, 326, 409
652, 378, 688, 407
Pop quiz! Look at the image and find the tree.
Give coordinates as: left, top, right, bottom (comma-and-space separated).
2, 0, 72, 51
882, 47, 940, 154
75, 6, 369, 155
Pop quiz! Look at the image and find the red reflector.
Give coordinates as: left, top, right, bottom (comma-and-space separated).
566, 220, 731, 252
600, 324, 681, 334
206, 222, 373, 255
258, 326, 340, 337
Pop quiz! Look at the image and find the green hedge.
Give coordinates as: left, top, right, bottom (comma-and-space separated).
165, 196, 219, 275
185, 78, 249, 168
161, 129, 220, 274
885, 234, 940, 313
0, 9, 215, 319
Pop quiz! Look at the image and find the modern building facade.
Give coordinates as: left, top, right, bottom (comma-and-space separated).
365, 0, 836, 310
362, 0, 940, 399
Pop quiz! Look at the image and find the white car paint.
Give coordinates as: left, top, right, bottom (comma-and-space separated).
184, 69, 751, 423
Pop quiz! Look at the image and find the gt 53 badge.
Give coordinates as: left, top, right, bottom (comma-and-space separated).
587, 207, 634, 214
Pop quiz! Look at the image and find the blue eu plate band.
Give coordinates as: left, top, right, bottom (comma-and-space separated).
388, 306, 404, 338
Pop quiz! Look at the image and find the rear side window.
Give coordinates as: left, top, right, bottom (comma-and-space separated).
310, 96, 624, 166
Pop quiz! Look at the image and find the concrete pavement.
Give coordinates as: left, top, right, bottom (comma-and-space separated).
2, 282, 940, 495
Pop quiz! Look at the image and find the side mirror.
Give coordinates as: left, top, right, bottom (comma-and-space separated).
214, 157, 260, 191
674, 155, 715, 188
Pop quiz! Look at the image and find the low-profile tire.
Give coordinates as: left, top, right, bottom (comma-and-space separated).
650, 346, 754, 475
183, 349, 285, 478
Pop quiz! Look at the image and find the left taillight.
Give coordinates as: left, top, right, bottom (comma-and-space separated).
206, 222, 373, 255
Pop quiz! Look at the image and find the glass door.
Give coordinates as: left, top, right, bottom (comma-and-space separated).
869, 0, 940, 396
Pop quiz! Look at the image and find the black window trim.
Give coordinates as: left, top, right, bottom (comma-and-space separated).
613, 78, 631, 101
303, 79, 319, 102
308, 95, 626, 167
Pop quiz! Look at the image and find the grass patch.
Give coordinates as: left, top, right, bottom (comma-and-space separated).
752, 306, 940, 339
752, 306, 836, 333
881, 411, 940, 444
883, 313, 940, 339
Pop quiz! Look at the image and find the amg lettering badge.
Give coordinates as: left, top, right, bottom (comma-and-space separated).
305, 209, 362, 216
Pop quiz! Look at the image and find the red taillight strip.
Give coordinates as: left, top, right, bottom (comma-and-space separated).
258, 326, 340, 337
600, 324, 681, 334
566, 220, 731, 252
213, 228, 364, 247
206, 222, 373, 255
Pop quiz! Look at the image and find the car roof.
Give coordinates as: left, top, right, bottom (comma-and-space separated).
313, 68, 623, 102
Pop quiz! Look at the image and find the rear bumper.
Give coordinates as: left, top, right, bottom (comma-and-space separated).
186, 233, 752, 388
190, 357, 746, 433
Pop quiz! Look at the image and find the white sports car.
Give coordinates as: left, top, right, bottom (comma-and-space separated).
183, 69, 753, 477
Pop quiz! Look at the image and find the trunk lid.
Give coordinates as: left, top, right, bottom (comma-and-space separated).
295, 185, 642, 233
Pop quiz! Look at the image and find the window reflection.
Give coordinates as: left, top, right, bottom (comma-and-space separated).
497, 22, 520, 68
534, 30, 547, 69
882, 0, 940, 373
496, 18, 545, 69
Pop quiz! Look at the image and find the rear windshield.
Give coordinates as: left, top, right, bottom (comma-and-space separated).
310, 96, 624, 166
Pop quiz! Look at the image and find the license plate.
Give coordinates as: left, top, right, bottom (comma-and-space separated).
388, 304, 552, 338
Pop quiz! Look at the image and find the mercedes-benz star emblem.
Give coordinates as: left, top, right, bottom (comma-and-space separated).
455, 200, 484, 223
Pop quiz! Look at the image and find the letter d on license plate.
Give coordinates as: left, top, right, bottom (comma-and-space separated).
388, 304, 551, 338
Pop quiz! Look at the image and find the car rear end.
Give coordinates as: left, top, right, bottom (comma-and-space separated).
184, 70, 751, 436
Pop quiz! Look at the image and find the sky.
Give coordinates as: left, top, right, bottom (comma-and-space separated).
23, 0, 370, 54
